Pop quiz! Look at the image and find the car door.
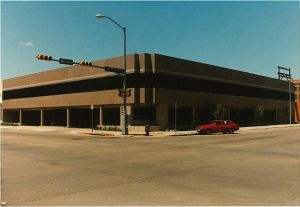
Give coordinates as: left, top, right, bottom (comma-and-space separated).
217, 120, 227, 133
214, 121, 224, 133
209, 121, 218, 133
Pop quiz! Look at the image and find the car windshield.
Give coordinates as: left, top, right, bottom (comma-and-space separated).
209, 121, 217, 125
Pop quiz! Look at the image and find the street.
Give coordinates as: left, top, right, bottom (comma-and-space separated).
1, 126, 300, 205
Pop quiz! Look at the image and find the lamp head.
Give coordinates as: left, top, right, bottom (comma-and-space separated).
96, 13, 105, 19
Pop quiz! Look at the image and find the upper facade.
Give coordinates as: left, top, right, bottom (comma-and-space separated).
2, 53, 292, 109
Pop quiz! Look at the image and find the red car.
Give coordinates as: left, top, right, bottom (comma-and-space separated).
196, 120, 239, 135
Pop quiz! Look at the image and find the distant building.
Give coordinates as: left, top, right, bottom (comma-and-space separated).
1, 53, 294, 130
293, 79, 300, 123
0, 84, 2, 123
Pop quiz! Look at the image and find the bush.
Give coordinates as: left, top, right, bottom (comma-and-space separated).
96, 125, 121, 131
1, 122, 20, 126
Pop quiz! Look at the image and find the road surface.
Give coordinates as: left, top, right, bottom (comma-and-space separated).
1, 126, 299, 205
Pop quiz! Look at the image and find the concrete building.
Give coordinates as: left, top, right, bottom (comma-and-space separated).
2, 53, 294, 130
293, 79, 300, 123
0, 84, 2, 123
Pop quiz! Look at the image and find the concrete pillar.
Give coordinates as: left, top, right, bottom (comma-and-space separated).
66, 107, 70, 128
19, 109, 23, 125
99, 106, 103, 126
40, 109, 44, 126
156, 103, 169, 129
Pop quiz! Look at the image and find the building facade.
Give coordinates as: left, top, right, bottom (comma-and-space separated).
293, 80, 300, 123
2, 53, 294, 130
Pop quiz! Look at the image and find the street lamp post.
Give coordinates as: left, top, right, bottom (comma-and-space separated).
289, 77, 293, 124
96, 14, 128, 135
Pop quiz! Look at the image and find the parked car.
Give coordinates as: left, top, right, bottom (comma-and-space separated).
196, 120, 239, 135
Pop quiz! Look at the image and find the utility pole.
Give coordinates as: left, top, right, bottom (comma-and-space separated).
174, 102, 177, 135
278, 66, 293, 124
91, 104, 94, 134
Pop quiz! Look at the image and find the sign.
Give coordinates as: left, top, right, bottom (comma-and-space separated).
59, 58, 74, 65
105, 67, 124, 74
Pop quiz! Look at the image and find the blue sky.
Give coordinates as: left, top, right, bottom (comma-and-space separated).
1, 1, 299, 81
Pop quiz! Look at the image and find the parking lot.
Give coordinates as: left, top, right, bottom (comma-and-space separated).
1, 125, 299, 205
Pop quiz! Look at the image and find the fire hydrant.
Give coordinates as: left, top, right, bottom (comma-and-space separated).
145, 124, 150, 136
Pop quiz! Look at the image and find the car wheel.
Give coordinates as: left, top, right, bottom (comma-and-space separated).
228, 128, 234, 134
205, 129, 211, 135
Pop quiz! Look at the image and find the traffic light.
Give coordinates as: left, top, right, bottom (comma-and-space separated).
36, 54, 52, 61
79, 61, 92, 66
126, 89, 131, 97
118, 89, 123, 97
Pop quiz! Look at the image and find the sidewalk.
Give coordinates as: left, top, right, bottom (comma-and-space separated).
70, 123, 300, 137
1, 123, 299, 138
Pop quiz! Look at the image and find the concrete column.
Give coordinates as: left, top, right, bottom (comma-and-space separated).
99, 106, 103, 126
19, 109, 23, 125
156, 103, 169, 129
66, 107, 70, 128
40, 109, 44, 126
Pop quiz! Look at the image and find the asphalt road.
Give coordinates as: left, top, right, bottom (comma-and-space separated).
1, 126, 300, 205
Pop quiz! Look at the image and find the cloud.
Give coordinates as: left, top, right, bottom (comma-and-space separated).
18, 41, 35, 47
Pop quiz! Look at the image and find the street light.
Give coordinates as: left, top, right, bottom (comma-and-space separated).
288, 77, 293, 125
96, 13, 128, 135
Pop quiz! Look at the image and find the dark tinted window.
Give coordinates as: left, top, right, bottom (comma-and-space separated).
3, 73, 291, 101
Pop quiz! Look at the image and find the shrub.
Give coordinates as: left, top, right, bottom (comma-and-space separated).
1, 122, 20, 126
96, 125, 121, 131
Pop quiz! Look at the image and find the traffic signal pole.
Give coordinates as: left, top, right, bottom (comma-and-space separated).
38, 14, 129, 135
122, 27, 128, 135
36, 53, 128, 133
36, 54, 124, 71
278, 66, 293, 124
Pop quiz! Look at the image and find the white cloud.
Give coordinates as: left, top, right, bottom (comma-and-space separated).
18, 41, 35, 47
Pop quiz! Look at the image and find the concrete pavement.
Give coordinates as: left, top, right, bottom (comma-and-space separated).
1, 126, 299, 205
1, 123, 299, 137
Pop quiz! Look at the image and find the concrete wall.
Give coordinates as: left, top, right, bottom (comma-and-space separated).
2, 53, 292, 128
3, 55, 134, 90
3, 90, 134, 109
293, 80, 300, 123
152, 54, 290, 92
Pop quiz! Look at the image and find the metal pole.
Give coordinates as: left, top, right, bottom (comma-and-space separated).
277, 66, 292, 124
95, 15, 128, 135
122, 27, 128, 135
289, 78, 292, 124
91, 105, 94, 134
175, 102, 177, 135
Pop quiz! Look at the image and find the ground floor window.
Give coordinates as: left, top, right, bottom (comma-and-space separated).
23, 110, 40, 126
168, 107, 192, 127
103, 107, 120, 126
133, 106, 156, 125
70, 108, 99, 128
44, 109, 67, 127
3, 110, 19, 123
